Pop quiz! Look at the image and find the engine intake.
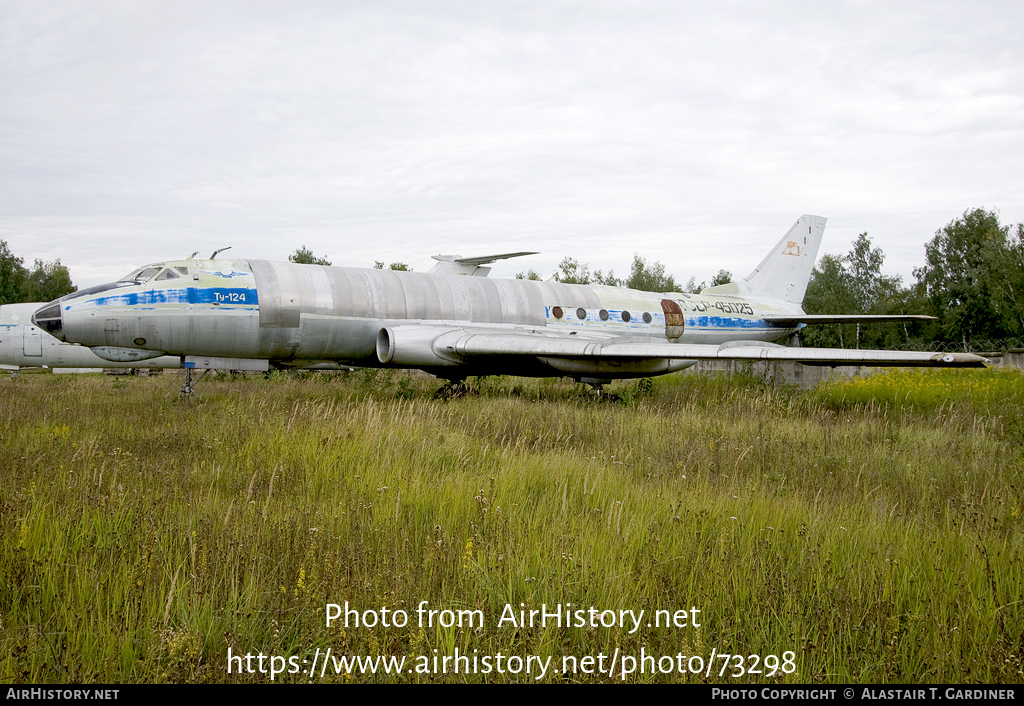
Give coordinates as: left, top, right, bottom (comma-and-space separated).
376, 326, 465, 367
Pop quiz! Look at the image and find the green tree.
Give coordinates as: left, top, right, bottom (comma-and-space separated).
803, 233, 908, 349
289, 246, 332, 266
802, 253, 855, 348
914, 208, 1024, 345
373, 261, 410, 271
679, 269, 729, 294
0, 242, 77, 305
551, 257, 592, 285
709, 269, 732, 287
0, 240, 26, 305
592, 269, 621, 286
625, 254, 678, 292
845, 233, 891, 311
25, 259, 76, 302
549, 257, 620, 286
871, 276, 930, 350
515, 269, 543, 281
986, 223, 1024, 339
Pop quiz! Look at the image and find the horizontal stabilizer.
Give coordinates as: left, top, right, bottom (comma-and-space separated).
429, 251, 538, 277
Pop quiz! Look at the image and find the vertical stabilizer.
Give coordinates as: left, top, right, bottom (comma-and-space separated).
703, 214, 826, 304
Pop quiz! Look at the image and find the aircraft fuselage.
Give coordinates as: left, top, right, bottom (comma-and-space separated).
34, 259, 801, 378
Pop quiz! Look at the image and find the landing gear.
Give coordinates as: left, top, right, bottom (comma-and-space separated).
577, 377, 620, 402
180, 367, 211, 400
433, 378, 477, 399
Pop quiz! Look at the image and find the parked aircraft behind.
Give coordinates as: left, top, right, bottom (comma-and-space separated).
31, 215, 985, 386
1, 303, 181, 373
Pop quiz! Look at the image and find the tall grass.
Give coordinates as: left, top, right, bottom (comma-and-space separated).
1, 369, 1021, 682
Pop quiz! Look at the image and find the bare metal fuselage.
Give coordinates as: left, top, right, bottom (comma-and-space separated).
47, 259, 798, 379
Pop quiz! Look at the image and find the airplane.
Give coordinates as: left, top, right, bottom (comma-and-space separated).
30, 215, 985, 393
1, 302, 181, 374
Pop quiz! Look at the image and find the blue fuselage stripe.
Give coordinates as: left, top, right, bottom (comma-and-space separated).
687, 316, 770, 329
65, 288, 259, 309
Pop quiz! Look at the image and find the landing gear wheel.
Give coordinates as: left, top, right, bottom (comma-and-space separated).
433, 379, 477, 399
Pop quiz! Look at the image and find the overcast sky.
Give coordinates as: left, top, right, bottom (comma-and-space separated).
1, 1, 1022, 289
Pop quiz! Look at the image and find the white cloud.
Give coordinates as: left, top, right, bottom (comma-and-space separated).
1, 0, 1021, 287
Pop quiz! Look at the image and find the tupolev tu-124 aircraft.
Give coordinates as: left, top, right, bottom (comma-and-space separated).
31, 215, 985, 387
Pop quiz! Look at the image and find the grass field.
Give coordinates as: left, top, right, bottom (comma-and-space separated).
1, 368, 1022, 683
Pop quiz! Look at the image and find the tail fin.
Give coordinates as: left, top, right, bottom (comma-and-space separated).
701, 214, 826, 304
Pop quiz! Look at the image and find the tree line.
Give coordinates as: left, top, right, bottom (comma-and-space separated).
515, 254, 732, 294
803, 208, 1024, 350
289, 246, 410, 271
291, 244, 722, 291
0, 241, 77, 305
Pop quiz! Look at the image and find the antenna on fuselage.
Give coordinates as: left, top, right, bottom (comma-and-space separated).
210, 247, 232, 259
187, 251, 200, 260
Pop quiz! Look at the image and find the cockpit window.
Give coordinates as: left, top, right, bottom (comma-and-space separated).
175, 266, 190, 275
154, 269, 180, 281
119, 266, 163, 283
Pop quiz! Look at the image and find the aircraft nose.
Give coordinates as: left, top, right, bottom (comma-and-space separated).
32, 301, 64, 340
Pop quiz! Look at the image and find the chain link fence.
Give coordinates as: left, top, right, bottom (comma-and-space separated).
889, 338, 1024, 354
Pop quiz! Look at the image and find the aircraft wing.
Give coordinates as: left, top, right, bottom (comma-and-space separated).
764, 314, 936, 325
438, 331, 983, 366
383, 326, 987, 368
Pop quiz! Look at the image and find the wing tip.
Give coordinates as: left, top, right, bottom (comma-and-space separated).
930, 352, 989, 368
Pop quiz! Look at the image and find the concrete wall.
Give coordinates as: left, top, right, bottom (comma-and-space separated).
983, 349, 1024, 370
686, 349, 1024, 390
683, 359, 872, 390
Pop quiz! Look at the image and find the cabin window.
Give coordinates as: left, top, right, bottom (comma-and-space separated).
576, 308, 586, 320
621, 311, 631, 322
599, 309, 609, 321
